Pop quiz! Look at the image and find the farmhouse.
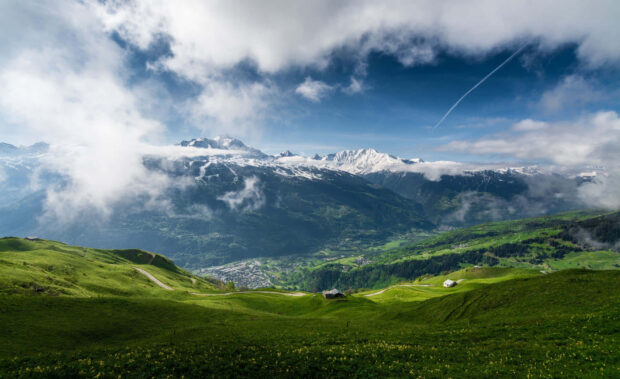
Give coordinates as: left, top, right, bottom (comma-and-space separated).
443, 279, 457, 288
322, 288, 345, 299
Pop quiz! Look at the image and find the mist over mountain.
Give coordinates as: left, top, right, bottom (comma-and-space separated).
0, 142, 48, 156
0, 137, 595, 269
363, 170, 587, 226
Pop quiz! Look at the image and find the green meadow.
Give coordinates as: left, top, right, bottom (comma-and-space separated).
283, 210, 620, 291
1, 237, 619, 377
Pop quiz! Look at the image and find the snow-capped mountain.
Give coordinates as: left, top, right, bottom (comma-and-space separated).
173, 137, 588, 223
178, 137, 427, 175
0, 136, 591, 269
276, 150, 297, 158
0, 142, 48, 156
0, 143, 17, 155
0, 142, 53, 208
179, 136, 267, 158
177, 137, 549, 179
312, 148, 423, 174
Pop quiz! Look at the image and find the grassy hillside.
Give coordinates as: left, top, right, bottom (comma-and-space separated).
0, 237, 220, 297
354, 266, 541, 303
392, 268, 620, 323
286, 210, 620, 290
0, 264, 618, 377
1, 237, 618, 376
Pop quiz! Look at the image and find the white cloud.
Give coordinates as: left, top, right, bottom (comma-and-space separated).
97, 0, 620, 75
445, 111, 620, 166
539, 75, 604, 113
0, 1, 171, 222
393, 160, 537, 181
443, 111, 620, 208
218, 176, 266, 212
91, 0, 620, 141
295, 77, 333, 102
189, 81, 275, 136
181, 203, 213, 219
511, 119, 548, 131
577, 173, 620, 210
343, 77, 365, 95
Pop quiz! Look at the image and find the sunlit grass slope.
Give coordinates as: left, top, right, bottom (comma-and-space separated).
0, 237, 219, 297
0, 237, 618, 377
0, 269, 617, 377
353, 267, 541, 303
394, 269, 620, 323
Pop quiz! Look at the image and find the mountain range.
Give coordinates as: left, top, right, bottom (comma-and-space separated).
0, 137, 594, 269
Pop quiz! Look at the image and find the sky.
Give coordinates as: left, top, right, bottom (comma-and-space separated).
1, 1, 619, 158
1, 1, 620, 214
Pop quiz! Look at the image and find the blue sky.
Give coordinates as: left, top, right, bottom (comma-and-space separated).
129, 40, 619, 162
256, 45, 608, 159
1, 1, 619, 164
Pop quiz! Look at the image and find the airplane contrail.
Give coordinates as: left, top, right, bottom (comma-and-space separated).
433, 44, 528, 130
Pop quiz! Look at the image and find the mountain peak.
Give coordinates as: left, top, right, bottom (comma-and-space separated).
179, 137, 266, 158
0, 142, 49, 156
212, 136, 248, 149
0, 142, 17, 154
317, 147, 419, 174
276, 150, 296, 158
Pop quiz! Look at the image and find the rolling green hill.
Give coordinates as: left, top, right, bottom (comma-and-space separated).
0, 237, 619, 377
0, 237, 221, 297
400, 268, 620, 324
284, 210, 620, 290
354, 266, 542, 303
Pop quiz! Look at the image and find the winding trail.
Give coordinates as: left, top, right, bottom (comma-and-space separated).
190, 291, 306, 297
133, 267, 173, 291
133, 266, 306, 296
364, 284, 430, 297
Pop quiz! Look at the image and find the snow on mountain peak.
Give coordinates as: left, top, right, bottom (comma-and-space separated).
179, 137, 266, 158
212, 136, 247, 149
176, 137, 428, 175
0, 142, 49, 156
276, 150, 296, 158
315, 148, 420, 174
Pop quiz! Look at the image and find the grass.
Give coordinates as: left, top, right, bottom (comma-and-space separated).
284, 210, 620, 291
0, 237, 619, 377
547, 250, 620, 270
354, 267, 541, 303
203, 210, 617, 291
0, 237, 219, 297
0, 270, 618, 377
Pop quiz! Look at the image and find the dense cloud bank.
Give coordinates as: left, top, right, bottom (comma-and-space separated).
0, 1, 619, 221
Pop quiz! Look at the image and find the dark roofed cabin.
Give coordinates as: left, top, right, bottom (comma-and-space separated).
322, 288, 345, 299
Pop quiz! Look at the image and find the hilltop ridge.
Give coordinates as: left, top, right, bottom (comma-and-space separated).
0, 237, 220, 297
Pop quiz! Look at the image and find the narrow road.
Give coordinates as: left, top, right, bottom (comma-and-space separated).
191, 290, 306, 297
133, 267, 306, 296
364, 284, 430, 297
133, 267, 173, 290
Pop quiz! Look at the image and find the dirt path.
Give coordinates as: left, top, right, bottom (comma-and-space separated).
364, 284, 430, 297
133, 267, 173, 291
190, 290, 306, 297
133, 267, 305, 296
